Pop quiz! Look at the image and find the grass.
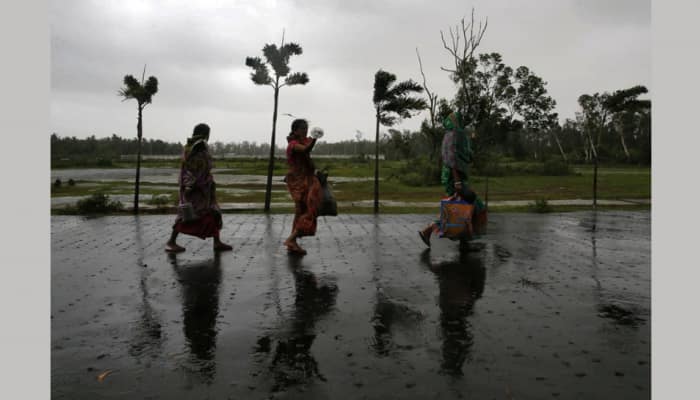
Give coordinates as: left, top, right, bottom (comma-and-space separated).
51, 159, 650, 214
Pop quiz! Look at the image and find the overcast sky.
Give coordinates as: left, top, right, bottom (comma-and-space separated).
50, 0, 650, 145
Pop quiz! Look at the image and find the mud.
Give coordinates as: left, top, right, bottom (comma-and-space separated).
52, 211, 650, 399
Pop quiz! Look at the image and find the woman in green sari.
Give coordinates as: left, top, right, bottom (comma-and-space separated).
418, 111, 487, 247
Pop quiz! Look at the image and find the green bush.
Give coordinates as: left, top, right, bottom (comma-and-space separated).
146, 194, 172, 208
395, 158, 441, 186
76, 193, 124, 214
53, 178, 62, 188
530, 197, 553, 213
68, 178, 76, 186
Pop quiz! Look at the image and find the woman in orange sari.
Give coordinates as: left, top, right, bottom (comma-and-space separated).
283, 119, 323, 255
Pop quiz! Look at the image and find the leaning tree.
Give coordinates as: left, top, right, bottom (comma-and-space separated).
372, 70, 426, 213
603, 85, 651, 162
118, 66, 158, 214
245, 31, 309, 212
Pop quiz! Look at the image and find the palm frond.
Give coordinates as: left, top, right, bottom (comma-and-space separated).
144, 76, 158, 96
388, 79, 423, 97
282, 42, 302, 56
245, 56, 273, 85
379, 114, 396, 126
383, 97, 427, 117
373, 70, 396, 104
262, 43, 290, 77
123, 75, 139, 87
285, 72, 309, 86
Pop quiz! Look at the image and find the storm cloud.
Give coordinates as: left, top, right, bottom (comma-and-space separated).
50, 0, 650, 145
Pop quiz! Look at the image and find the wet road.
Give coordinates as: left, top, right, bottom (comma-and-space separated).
51, 212, 650, 399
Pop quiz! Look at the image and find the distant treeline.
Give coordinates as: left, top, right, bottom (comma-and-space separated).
51, 133, 182, 161
51, 133, 384, 163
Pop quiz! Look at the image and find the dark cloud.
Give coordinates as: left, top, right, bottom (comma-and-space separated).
50, 0, 650, 143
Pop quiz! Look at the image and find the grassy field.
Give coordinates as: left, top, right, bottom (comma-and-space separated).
51, 158, 650, 214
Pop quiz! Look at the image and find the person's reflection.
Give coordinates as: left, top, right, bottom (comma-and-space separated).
262, 255, 338, 392
420, 249, 486, 376
170, 253, 222, 383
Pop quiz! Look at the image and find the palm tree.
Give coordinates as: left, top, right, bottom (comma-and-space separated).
245, 31, 309, 212
604, 85, 651, 162
372, 70, 426, 213
118, 66, 158, 214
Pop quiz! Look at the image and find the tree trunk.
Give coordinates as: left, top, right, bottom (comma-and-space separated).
264, 84, 280, 212
551, 130, 567, 162
593, 155, 598, 209
374, 110, 380, 214
618, 129, 631, 162
588, 132, 598, 209
134, 105, 143, 214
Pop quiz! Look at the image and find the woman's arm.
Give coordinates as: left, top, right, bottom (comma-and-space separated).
292, 138, 317, 153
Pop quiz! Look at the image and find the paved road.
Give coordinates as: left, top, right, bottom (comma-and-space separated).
50, 196, 651, 209
52, 212, 650, 399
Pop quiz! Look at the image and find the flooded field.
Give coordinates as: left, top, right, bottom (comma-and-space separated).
52, 212, 650, 399
51, 168, 374, 185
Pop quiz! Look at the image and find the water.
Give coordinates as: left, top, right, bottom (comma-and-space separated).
51, 212, 650, 399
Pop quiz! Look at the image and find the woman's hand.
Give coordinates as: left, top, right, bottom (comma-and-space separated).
310, 127, 324, 139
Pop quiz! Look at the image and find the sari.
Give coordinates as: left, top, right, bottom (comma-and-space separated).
434, 112, 487, 236
172, 139, 223, 239
285, 136, 322, 237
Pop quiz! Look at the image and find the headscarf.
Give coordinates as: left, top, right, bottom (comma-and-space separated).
443, 111, 464, 133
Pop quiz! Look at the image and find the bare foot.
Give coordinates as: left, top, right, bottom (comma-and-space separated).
418, 229, 431, 248
214, 242, 233, 252
165, 243, 186, 253
284, 240, 306, 255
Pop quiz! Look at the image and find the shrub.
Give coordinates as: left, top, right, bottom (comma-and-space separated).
147, 194, 172, 209
53, 178, 62, 188
396, 158, 441, 186
68, 179, 75, 186
530, 197, 553, 213
76, 192, 124, 214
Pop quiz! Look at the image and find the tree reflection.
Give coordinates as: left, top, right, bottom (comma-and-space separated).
420, 249, 486, 376
171, 253, 222, 383
129, 216, 163, 360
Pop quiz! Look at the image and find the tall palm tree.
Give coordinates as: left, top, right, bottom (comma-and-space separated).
372, 70, 426, 213
245, 32, 309, 212
118, 66, 158, 214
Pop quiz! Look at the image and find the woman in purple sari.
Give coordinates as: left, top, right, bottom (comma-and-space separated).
165, 123, 232, 253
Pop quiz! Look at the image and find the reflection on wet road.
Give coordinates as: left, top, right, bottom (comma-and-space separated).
52, 212, 650, 399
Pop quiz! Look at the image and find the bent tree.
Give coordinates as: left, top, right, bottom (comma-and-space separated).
372, 70, 426, 213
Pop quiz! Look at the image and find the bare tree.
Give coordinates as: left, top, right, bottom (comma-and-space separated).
416, 48, 439, 129
440, 8, 488, 123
